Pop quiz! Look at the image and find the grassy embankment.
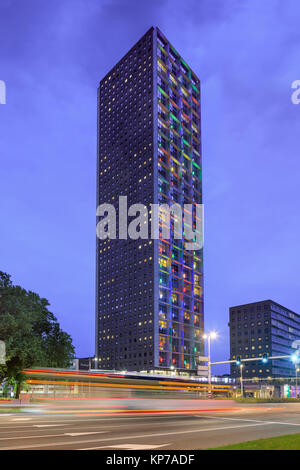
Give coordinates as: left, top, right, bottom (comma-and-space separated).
210, 433, 300, 450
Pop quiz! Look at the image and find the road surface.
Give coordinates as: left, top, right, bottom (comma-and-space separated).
1, 399, 300, 449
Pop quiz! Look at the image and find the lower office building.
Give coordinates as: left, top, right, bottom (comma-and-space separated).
229, 300, 300, 378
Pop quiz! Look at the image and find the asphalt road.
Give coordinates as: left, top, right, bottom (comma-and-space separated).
1, 400, 300, 449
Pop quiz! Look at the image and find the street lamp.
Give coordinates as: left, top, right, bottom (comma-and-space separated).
203, 331, 217, 396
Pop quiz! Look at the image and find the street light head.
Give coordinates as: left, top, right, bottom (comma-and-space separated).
203, 332, 217, 340
291, 353, 299, 363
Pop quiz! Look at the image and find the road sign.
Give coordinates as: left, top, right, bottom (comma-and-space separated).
197, 365, 209, 376
197, 356, 209, 362
0, 341, 5, 365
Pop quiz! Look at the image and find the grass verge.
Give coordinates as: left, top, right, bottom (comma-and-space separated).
235, 397, 300, 403
0, 408, 22, 413
209, 433, 300, 450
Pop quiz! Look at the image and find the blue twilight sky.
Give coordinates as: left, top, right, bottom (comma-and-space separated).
0, 0, 300, 374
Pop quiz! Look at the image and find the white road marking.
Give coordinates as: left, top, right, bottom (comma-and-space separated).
0, 433, 67, 441
12, 418, 32, 421
198, 415, 300, 426
34, 424, 65, 428
107, 443, 171, 450
0, 431, 108, 441
0, 423, 73, 431
64, 432, 107, 437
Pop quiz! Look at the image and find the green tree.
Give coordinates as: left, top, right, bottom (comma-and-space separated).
0, 271, 75, 397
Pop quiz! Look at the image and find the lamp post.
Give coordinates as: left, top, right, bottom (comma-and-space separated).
240, 364, 244, 398
203, 331, 217, 397
296, 367, 299, 398
291, 348, 300, 398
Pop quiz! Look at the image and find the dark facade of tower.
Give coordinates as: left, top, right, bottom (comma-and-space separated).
96, 27, 204, 373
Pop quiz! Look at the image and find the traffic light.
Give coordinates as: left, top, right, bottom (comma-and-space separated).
236, 356, 241, 366
262, 353, 268, 363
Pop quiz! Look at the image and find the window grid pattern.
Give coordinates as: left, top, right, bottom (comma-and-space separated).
155, 29, 204, 370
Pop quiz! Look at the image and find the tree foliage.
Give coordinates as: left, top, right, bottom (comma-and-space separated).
0, 271, 75, 394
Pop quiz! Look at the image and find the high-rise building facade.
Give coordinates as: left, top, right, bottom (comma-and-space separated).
96, 27, 204, 373
229, 300, 300, 378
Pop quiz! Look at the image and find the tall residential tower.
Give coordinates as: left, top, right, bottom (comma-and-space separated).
96, 27, 204, 373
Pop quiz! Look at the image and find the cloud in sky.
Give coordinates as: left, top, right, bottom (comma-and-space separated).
0, 0, 300, 369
